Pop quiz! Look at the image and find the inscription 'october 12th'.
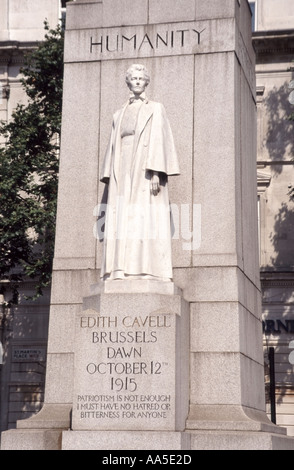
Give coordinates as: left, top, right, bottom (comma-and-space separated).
90, 27, 206, 53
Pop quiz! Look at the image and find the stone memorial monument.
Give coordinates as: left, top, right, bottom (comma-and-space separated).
2, 0, 294, 450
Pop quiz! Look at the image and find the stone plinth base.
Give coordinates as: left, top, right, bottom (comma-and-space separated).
3, 427, 294, 450
186, 404, 286, 434
189, 431, 294, 451
91, 280, 181, 296
62, 429, 294, 450
62, 430, 191, 450
0, 403, 72, 450
1, 429, 63, 451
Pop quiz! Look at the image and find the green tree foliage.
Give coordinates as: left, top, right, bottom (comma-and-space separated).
0, 23, 64, 304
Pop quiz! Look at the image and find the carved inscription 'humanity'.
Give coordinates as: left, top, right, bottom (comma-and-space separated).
64, 19, 238, 63
64, 20, 233, 62
90, 26, 206, 54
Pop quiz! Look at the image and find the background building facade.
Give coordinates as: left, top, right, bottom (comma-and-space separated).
251, 0, 294, 436
0, 0, 294, 439
0, 0, 64, 436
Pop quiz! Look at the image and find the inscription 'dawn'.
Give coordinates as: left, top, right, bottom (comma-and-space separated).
90, 27, 206, 54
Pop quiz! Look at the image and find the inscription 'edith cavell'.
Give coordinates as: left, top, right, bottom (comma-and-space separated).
80, 314, 171, 329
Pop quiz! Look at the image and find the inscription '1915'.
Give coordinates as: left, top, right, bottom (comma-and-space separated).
86, 360, 164, 393
90, 28, 206, 53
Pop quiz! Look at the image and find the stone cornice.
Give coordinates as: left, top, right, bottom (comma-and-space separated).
260, 271, 294, 288
262, 279, 294, 288
0, 41, 37, 65
257, 169, 271, 194
252, 30, 294, 60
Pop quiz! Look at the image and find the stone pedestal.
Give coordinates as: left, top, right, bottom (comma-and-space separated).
2, 0, 294, 451
61, 281, 190, 449
72, 283, 189, 432
62, 430, 191, 451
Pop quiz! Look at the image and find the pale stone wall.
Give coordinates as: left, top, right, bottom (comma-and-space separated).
256, 0, 294, 32
0, 0, 61, 41
0, 0, 61, 133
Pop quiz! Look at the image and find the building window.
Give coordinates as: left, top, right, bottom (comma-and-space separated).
249, 1, 257, 32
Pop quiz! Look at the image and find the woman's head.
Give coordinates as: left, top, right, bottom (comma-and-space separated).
125, 64, 150, 91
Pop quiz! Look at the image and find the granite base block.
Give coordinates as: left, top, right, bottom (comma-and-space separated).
62, 430, 191, 450
1, 429, 62, 451
90, 280, 182, 296
61, 429, 294, 450
0, 403, 72, 450
190, 431, 294, 450
2, 427, 294, 451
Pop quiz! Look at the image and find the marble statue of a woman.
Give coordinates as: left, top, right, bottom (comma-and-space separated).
100, 64, 180, 281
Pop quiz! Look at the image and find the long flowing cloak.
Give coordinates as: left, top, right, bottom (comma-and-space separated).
100, 100, 180, 280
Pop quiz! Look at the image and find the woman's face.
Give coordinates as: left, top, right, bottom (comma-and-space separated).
127, 70, 148, 95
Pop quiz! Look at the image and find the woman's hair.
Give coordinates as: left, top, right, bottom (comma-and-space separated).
125, 64, 150, 87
